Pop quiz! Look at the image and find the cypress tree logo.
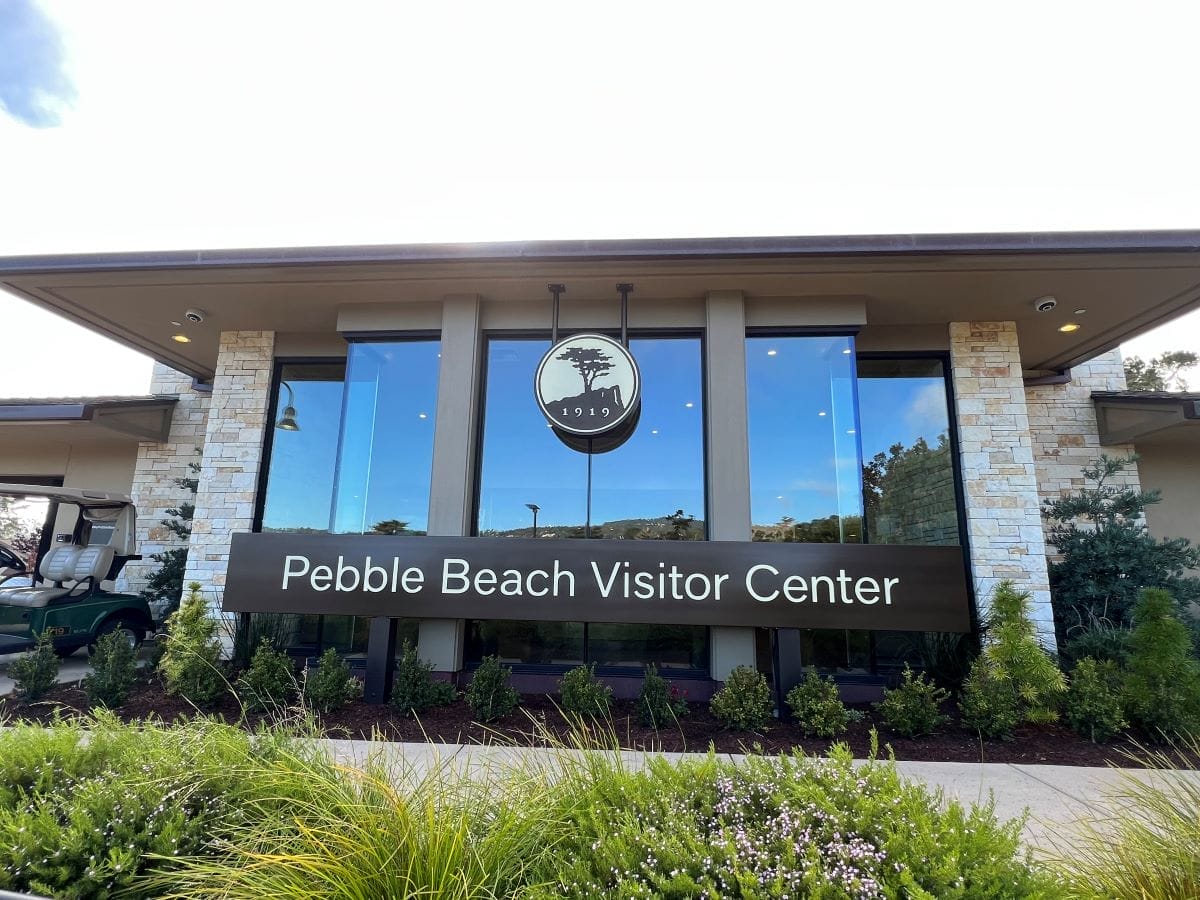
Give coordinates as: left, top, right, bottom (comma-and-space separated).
535, 333, 641, 437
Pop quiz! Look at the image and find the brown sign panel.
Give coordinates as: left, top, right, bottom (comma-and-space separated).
224, 534, 973, 632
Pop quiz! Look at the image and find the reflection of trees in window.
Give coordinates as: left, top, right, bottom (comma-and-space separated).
751, 514, 863, 543
369, 519, 426, 536
479, 509, 703, 541
863, 433, 958, 546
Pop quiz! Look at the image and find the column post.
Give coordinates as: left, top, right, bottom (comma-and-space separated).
949, 321, 1055, 646
704, 290, 757, 680
182, 331, 275, 652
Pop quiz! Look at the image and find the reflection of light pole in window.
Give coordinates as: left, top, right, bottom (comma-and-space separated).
275, 381, 300, 431
525, 503, 540, 538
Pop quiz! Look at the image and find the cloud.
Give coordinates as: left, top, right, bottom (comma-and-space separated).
0, 0, 74, 127
904, 382, 948, 437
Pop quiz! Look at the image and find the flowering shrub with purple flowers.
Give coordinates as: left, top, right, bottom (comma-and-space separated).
531, 738, 1056, 898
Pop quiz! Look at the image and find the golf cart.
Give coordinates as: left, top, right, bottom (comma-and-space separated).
0, 485, 153, 657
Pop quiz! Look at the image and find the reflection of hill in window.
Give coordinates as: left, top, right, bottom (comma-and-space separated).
752, 515, 862, 544
863, 433, 958, 546
479, 510, 704, 540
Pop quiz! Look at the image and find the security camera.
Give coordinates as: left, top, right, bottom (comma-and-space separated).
1033, 296, 1057, 313
184, 308, 207, 324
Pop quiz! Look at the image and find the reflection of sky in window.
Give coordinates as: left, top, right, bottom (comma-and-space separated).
477, 337, 705, 533
857, 375, 950, 458
332, 341, 440, 534
746, 336, 863, 528
260, 366, 345, 532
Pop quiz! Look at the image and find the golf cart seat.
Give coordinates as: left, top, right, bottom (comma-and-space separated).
0, 544, 115, 609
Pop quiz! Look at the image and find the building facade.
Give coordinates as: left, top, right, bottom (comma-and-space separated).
3, 232, 1198, 702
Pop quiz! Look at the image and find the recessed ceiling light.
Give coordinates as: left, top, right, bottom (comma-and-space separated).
846, 429, 856, 434
171, 334, 191, 343
418, 413, 427, 419
767, 349, 778, 356
776, 495, 784, 500
684, 401, 694, 408
170, 320, 183, 327
1073, 308, 1087, 315
818, 410, 827, 417
842, 348, 852, 355
651, 429, 659, 435
1058, 323, 1081, 333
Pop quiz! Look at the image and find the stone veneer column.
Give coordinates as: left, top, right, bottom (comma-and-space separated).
1025, 349, 1141, 507
949, 322, 1055, 645
125, 363, 211, 597
182, 332, 275, 627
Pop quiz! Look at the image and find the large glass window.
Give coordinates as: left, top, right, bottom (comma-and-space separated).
260, 362, 347, 534
470, 333, 708, 672
746, 335, 863, 543
332, 340, 441, 535
858, 358, 959, 546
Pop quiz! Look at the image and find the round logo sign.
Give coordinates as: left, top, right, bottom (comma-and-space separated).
535, 333, 641, 437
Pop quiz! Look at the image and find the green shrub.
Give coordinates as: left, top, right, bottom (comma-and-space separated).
7, 629, 60, 702
877, 665, 949, 737
82, 628, 137, 708
709, 665, 772, 731
466, 655, 519, 722
532, 740, 1054, 898
558, 663, 612, 718
159, 582, 225, 707
1060, 619, 1133, 668
959, 656, 1022, 739
303, 647, 358, 714
1123, 587, 1200, 737
958, 580, 1066, 736
389, 640, 455, 717
1050, 735, 1200, 899
1045, 454, 1200, 642
1064, 657, 1127, 743
235, 643, 296, 713
637, 664, 687, 728
0, 713, 292, 899
785, 671, 848, 738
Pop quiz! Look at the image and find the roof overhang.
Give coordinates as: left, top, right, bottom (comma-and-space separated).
3, 230, 1200, 381
0, 397, 177, 443
0, 483, 133, 508
1093, 391, 1200, 446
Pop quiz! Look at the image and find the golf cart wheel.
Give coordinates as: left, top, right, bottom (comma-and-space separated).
89, 618, 144, 656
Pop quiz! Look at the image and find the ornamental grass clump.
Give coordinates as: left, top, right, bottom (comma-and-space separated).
531, 737, 1055, 898
959, 580, 1066, 738
303, 647, 359, 714
1123, 587, 1200, 737
7, 629, 59, 702
786, 671, 849, 738
1064, 657, 1127, 743
159, 582, 225, 707
82, 627, 138, 708
637, 663, 688, 727
876, 665, 949, 738
1049, 736, 1200, 899
235, 642, 296, 713
390, 640, 455, 717
709, 664, 772, 731
558, 662, 612, 718
466, 654, 519, 722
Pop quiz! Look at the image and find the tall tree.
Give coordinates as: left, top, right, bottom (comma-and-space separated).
1124, 350, 1198, 391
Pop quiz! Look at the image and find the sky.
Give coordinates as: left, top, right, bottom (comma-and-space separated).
1, 0, 1198, 398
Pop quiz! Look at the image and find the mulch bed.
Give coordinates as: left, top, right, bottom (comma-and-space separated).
2, 671, 1184, 768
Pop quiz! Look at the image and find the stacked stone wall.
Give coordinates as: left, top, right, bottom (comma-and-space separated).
182, 331, 274, 618
867, 439, 960, 546
949, 321, 1054, 644
1025, 349, 1141, 511
125, 364, 211, 597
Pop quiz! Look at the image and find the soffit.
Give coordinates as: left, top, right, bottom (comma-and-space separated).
3, 241, 1200, 381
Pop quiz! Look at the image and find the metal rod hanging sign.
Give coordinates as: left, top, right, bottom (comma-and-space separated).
547, 283, 565, 344
617, 282, 632, 347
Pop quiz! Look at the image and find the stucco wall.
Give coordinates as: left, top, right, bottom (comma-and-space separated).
1137, 441, 1200, 569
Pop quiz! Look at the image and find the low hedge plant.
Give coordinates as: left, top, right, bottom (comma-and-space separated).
710, 665, 772, 731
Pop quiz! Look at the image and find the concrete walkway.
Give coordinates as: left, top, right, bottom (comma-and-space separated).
319, 738, 1146, 852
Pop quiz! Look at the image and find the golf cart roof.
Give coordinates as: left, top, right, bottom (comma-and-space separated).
0, 484, 133, 509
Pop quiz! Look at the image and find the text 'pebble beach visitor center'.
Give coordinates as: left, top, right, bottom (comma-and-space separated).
2, 231, 1199, 703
